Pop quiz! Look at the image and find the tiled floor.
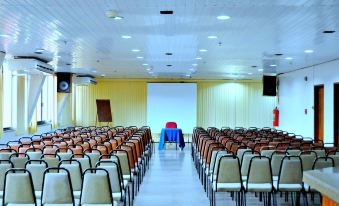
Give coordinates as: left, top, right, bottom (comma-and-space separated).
134, 143, 321, 206
134, 143, 209, 206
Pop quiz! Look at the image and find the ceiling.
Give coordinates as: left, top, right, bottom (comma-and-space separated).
1, 0, 339, 79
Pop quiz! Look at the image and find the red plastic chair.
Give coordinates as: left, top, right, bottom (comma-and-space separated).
165, 122, 177, 128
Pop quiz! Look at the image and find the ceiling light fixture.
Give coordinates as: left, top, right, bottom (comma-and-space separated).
199, 49, 208, 52
166, 64, 172, 67
195, 57, 202, 60
285, 57, 293, 60
217, 15, 230, 20
146, 68, 152, 71
258, 69, 264, 72
121, 35, 131, 39
132, 49, 140, 52
304, 49, 314, 53
35, 48, 45, 53
207, 36, 218, 39
0, 34, 11, 38
165, 52, 173, 55
105, 10, 123, 20
92, 70, 97, 73
248, 72, 253, 75
142, 63, 148, 66
192, 63, 198, 66
136, 56, 144, 59
189, 68, 195, 71
270, 64, 277, 67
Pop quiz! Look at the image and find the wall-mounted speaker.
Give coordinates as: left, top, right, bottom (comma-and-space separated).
263, 75, 277, 96
57, 72, 72, 93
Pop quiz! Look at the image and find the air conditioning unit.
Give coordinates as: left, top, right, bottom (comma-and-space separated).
8, 57, 54, 74
74, 75, 97, 85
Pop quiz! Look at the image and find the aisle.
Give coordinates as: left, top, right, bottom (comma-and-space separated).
134, 143, 209, 206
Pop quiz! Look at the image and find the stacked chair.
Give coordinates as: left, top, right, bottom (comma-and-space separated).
192, 127, 338, 206
0, 125, 153, 206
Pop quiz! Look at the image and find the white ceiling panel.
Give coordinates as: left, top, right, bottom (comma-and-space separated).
1, 0, 339, 79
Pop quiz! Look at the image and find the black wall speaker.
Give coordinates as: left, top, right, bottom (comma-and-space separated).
263, 75, 277, 96
57, 72, 72, 93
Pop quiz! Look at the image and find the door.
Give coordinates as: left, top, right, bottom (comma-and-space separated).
314, 85, 324, 142
334, 83, 339, 146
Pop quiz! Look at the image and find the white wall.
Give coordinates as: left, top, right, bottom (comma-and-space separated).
278, 59, 339, 143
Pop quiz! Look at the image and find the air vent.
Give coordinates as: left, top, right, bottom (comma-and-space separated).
160, 10, 173, 14
323, 30, 336, 33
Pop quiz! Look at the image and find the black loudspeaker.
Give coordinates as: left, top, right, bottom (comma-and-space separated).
263, 75, 277, 96
57, 72, 72, 93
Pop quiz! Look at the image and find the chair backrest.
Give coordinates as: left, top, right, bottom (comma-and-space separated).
59, 160, 83, 191
277, 156, 303, 188
71, 154, 92, 173
313, 149, 326, 158
312, 157, 335, 169
216, 155, 242, 185
9, 153, 30, 168
209, 150, 227, 174
41, 154, 61, 168
41, 168, 74, 205
241, 152, 259, 177
271, 151, 288, 177
26, 149, 43, 161
96, 161, 123, 194
3, 169, 36, 205
165, 122, 177, 128
299, 151, 317, 171
86, 151, 101, 168
0, 161, 13, 191
247, 156, 272, 185
114, 151, 131, 180
236, 148, 251, 163
25, 160, 48, 191
80, 168, 113, 205
328, 154, 339, 167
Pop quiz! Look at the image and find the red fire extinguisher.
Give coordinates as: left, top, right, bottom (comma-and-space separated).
273, 107, 279, 127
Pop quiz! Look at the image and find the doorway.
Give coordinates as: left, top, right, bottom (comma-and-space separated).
314, 85, 324, 143
334, 83, 339, 146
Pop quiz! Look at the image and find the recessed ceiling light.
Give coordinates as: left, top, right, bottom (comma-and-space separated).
285, 57, 293, 60
101, 74, 106, 77
195, 57, 202, 60
121, 35, 131, 39
189, 68, 195, 71
132, 49, 140, 52
258, 69, 264, 72
113, 16, 123, 20
149, 71, 154, 74
136, 56, 144, 59
92, 70, 97, 73
0, 34, 11, 38
217, 15, 230, 20
304, 49, 314, 53
270, 64, 277, 67
142, 63, 148, 66
35, 48, 45, 53
55, 55, 61, 58
146, 68, 152, 71
192, 63, 198, 66
207, 36, 218, 39
185, 74, 191, 77
199, 49, 208, 52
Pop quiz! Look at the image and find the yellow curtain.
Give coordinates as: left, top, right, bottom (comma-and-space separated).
197, 81, 277, 128
75, 80, 147, 127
